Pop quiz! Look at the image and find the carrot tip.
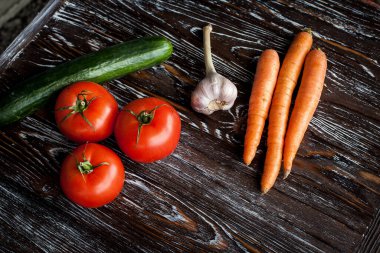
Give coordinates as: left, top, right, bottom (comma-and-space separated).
261, 187, 270, 194
283, 170, 291, 179
243, 158, 252, 166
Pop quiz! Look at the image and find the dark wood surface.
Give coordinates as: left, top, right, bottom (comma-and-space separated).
0, 0, 379, 252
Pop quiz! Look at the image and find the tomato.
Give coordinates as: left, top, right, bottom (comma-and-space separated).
60, 143, 125, 208
55, 81, 118, 143
114, 97, 181, 163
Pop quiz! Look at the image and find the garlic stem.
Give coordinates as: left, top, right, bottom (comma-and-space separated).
203, 24, 216, 75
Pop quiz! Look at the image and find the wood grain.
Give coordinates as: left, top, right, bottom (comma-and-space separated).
0, 0, 379, 252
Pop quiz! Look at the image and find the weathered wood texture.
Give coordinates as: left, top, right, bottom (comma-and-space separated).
0, 0, 379, 252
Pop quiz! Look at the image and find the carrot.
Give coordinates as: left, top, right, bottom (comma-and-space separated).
243, 49, 280, 165
262, 30, 313, 194
283, 49, 327, 177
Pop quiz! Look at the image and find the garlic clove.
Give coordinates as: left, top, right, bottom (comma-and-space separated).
218, 77, 238, 110
191, 82, 214, 115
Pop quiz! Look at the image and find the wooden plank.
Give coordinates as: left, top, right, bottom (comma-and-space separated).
357, 209, 380, 253
0, 0, 379, 252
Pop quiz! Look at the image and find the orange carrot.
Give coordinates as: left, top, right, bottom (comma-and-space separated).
283, 49, 327, 177
262, 30, 313, 194
243, 49, 280, 165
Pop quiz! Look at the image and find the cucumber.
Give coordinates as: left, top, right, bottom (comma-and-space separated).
0, 36, 173, 127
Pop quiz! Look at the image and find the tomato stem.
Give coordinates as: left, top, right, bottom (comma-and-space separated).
78, 157, 109, 174
137, 111, 154, 125
71, 151, 109, 174
78, 160, 94, 174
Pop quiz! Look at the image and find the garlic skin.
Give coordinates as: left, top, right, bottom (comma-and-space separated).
191, 24, 238, 115
191, 73, 237, 115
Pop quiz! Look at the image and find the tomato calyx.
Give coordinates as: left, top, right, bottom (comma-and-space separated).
72, 152, 109, 174
124, 104, 166, 144
57, 90, 97, 128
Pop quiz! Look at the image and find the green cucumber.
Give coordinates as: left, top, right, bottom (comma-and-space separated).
0, 36, 173, 127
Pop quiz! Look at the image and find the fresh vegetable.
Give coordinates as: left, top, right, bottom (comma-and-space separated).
0, 36, 173, 127
54, 81, 118, 143
60, 143, 125, 208
262, 30, 313, 194
114, 97, 181, 163
191, 24, 237, 115
243, 49, 280, 165
283, 49, 327, 178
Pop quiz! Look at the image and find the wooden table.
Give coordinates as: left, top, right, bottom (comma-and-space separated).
0, 0, 379, 252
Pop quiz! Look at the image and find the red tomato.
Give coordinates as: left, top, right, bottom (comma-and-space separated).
60, 143, 125, 208
55, 81, 118, 143
114, 97, 181, 163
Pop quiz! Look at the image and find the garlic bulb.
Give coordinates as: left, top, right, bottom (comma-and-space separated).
191, 24, 238, 115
